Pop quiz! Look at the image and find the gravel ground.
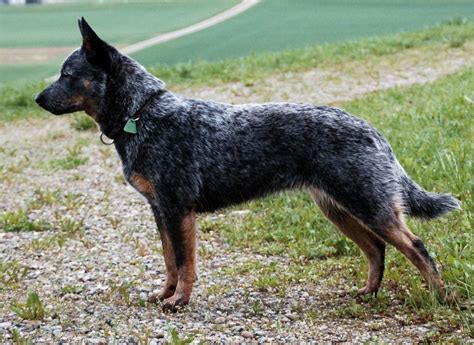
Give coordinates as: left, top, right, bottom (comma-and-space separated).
1, 43, 472, 343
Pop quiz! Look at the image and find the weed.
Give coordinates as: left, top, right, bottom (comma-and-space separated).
61, 285, 83, 295
251, 300, 265, 316
9, 329, 32, 345
11, 292, 46, 321
108, 280, 135, 305
0, 262, 29, 289
166, 327, 194, 345
47, 144, 88, 170
29, 188, 62, 209
0, 209, 52, 232
70, 113, 96, 131
58, 217, 84, 236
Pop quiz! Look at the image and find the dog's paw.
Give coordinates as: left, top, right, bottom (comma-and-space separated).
162, 293, 190, 310
358, 285, 379, 295
148, 285, 176, 304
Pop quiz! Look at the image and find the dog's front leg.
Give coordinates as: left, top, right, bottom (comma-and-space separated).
149, 206, 178, 302
161, 209, 197, 309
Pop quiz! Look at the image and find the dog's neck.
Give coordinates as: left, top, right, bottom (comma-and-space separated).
99, 56, 166, 139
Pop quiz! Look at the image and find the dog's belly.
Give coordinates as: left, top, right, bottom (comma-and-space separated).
195, 189, 269, 213
195, 175, 298, 213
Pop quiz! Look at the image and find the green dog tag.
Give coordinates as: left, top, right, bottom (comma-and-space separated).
124, 118, 138, 134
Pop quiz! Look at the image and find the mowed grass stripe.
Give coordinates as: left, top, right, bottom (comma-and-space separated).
132, 0, 474, 66
1, 20, 473, 121
0, 0, 239, 48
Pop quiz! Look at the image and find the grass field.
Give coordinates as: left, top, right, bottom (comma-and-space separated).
0, 0, 238, 86
0, 0, 239, 48
132, 0, 474, 66
2, 0, 473, 86
2, 19, 473, 122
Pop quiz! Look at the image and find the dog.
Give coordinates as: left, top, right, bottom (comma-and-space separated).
35, 18, 459, 309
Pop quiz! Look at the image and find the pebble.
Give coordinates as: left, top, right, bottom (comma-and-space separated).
215, 317, 226, 324
241, 331, 254, 339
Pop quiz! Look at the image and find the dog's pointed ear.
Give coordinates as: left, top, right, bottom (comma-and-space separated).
78, 17, 112, 71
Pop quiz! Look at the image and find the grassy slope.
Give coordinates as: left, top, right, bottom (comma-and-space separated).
1, 19, 473, 122
133, 0, 474, 66
0, 0, 239, 48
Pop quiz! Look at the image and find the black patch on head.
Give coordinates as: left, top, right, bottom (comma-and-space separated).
78, 17, 113, 72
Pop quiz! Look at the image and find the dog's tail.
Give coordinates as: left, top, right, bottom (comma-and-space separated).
400, 175, 460, 219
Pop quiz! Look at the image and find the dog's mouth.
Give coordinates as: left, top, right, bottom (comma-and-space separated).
35, 94, 81, 115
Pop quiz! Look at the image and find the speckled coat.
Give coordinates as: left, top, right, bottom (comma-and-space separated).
35, 18, 459, 308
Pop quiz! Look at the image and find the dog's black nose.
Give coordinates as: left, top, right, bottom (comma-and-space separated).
35, 92, 45, 105
35, 93, 43, 105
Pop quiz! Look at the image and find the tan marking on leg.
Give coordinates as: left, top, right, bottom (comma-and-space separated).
130, 172, 157, 199
311, 188, 385, 294
158, 229, 178, 300
163, 211, 197, 308
380, 221, 445, 297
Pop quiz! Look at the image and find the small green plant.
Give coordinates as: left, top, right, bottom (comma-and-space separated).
71, 113, 96, 131
108, 280, 136, 305
0, 209, 52, 232
58, 217, 85, 236
251, 300, 265, 316
0, 262, 29, 288
166, 327, 194, 345
61, 285, 83, 295
11, 292, 46, 321
9, 329, 32, 345
47, 144, 88, 170
29, 189, 61, 209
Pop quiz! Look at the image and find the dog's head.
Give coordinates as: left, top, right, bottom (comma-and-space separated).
35, 18, 118, 119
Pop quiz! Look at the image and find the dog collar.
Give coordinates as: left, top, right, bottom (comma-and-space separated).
100, 118, 139, 145
99, 90, 163, 145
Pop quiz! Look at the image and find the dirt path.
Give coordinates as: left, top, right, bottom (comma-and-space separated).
0, 43, 472, 343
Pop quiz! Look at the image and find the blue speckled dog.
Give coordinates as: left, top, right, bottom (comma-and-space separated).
36, 18, 459, 309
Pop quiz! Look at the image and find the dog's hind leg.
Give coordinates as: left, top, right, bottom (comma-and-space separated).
372, 206, 446, 298
311, 189, 386, 294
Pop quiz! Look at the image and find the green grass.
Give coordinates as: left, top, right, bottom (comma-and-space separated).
132, 0, 474, 66
70, 113, 97, 131
44, 144, 88, 170
10, 292, 46, 321
0, 64, 59, 87
201, 67, 473, 314
149, 18, 474, 87
0, 262, 29, 289
0, 209, 53, 232
2, 19, 473, 122
0, 0, 239, 48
